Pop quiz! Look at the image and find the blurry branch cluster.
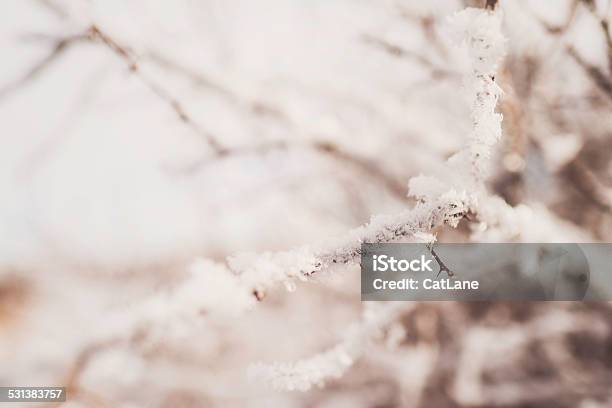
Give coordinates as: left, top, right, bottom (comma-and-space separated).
0, 25, 224, 155
536, 0, 612, 103
361, 34, 455, 80
249, 302, 409, 391
0, 33, 88, 100
567, 46, 612, 101
48, 5, 511, 394
582, 0, 612, 74
10, 0, 611, 398
243, 7, 511, 390
519, 0, 612, 222
2, 22, 413, 204
562, 158, 612, 213
207, 140, 411, 203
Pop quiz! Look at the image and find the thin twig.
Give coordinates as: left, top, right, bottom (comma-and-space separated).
145, 52, 237, 101
535, 0, 579, 35
566, 46, 612, 103
485, 0, 498, 10
147, 51, 293, 123
87, 25, 227, 155
36, 0, 68, 19
0, 34, 87, 100
580, 0, 612, 73
361, 34, 454, 79
396, 8, 448, 58
48, 339, 121, 408
562, 157, 612, 213
171, 139, 411, 203
533, 0, 612, 102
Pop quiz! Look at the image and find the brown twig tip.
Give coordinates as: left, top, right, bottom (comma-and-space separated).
87, 24, 99, 37
253, 289, 265, 301
485, 0, 498, 10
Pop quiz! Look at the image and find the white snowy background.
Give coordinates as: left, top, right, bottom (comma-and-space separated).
1, 0, 612, 407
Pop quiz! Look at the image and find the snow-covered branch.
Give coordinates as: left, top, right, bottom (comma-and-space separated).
233, 7, 506, 299
122, 4, 506, 321
239, 7, 507, 391
67, 5, 513, 394
88, 5, 507, 392
248, 302, 407, 391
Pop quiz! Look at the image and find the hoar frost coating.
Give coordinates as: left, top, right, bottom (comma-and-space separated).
248, 8, 507, 391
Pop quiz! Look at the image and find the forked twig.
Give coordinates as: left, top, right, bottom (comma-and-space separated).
87, 25, 227, 155
427, 244, 455, 278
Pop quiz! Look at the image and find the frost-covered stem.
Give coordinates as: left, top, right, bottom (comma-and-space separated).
111, 5, 507, 393
246, 7, 507, 391
459, 7, 505, 186
95, 7, 507, 316
248, 302, 407, 391
130, 7, 507, 322
232, 191, 470, 298
467, 74, 503, 183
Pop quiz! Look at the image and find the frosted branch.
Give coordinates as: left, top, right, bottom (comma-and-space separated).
119, 6, 508, 391
130, 4, 506, 317
248, 302, 407, 391
244, 7, 508, 391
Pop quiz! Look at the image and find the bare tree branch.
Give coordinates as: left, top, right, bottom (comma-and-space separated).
145, 52, 237, 101
566, 46, 612, 103
35, 0, 68, 19
0, 34, 87, 100
525, 0, 578, 38
395, 9, 448, 58
171, 139, 411, 204
147, 51, 293, 123
87, 25, 227, 156
48, 339, 120, 408
580, 0, 612, 73
486, 0, 498, 10
2, 25, 228, 155
361, 34, 455, 79
562, 157, 612, 214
